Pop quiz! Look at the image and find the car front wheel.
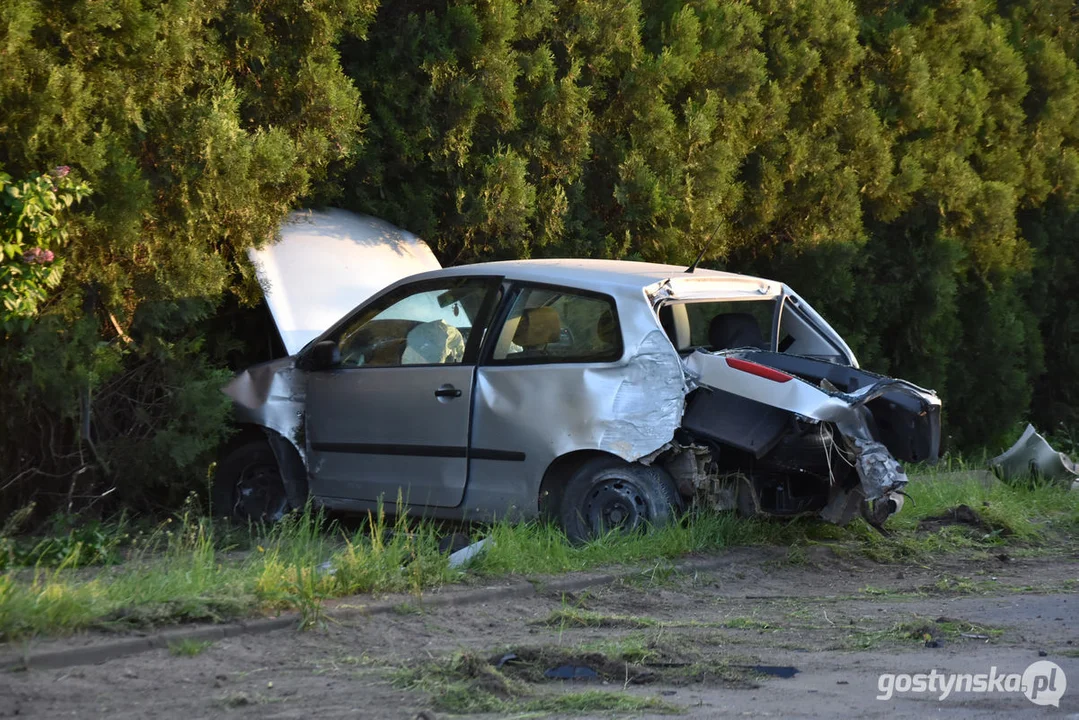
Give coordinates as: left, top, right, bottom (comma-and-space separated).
559, 457, 682, 543
212, 438, 291, 523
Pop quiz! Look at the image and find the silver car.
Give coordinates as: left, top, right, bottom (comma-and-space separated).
217, 258, 941, 540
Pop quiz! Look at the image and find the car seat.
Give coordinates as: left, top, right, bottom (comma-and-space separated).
708, 312, 766, 351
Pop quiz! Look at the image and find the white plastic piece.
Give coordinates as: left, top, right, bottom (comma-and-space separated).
447, 538, 491, 569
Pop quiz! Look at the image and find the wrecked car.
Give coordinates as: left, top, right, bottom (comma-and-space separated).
217, 251, 941, 541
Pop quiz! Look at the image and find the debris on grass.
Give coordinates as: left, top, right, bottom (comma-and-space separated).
991, 424, 1079, 486
397, 642, 755, 715
447, 537, 491, 569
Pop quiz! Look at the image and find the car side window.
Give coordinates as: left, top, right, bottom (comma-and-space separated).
776, 300, 846, 362
334, 279, 493, 368
490, 286, 622, 364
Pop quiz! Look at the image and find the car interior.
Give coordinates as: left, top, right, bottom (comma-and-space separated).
658, 301, 774, 354
657, 298, 846, 362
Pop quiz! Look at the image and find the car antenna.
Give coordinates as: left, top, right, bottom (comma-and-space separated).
684, 220, 723, 273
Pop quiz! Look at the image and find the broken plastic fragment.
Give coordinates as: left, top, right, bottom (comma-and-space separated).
493, 653, 519, 668
447, 538, 491, 569
990, 424, 1079, 485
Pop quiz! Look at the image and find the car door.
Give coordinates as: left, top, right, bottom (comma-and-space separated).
304, 277, 501, 508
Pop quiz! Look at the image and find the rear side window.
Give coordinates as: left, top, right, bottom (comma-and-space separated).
776, 300, 847, 362
489, 285, 622, 364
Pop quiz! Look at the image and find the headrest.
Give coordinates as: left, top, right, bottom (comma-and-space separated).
513, 307, 561, 347
708, 312, 764, 350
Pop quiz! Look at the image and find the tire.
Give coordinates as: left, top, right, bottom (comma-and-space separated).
212, 438, 290, 522
559, 457, 683, 543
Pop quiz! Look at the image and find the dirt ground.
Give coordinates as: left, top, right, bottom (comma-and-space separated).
2, 545, 1077, 719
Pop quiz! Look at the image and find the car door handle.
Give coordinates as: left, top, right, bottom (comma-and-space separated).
434, 384, 462, 399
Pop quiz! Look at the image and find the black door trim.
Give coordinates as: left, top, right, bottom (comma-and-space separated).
470, 448, 527, 462
310, 442, 525, 462
311, 442, 467, 458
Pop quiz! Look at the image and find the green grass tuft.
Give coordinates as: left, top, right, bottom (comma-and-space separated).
538, 607, 658, 629
168, 638, 213, 656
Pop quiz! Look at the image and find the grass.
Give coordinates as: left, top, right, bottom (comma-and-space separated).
169, 638, 213, 656
1, 467, 1076, 642
395, 644, 728, 715
890, 464, 1079, 539
539, 607, 778, 635
538, 607, 659, 629
0, 499, 456, 642
846, 615, 1004, 650
720, 617, 775, 630
394, 650, 683, 715
0, 508, 129, 571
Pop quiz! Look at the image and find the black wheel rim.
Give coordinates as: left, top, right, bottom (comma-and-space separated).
584, 477, 647, 534
234, 460, 288, 522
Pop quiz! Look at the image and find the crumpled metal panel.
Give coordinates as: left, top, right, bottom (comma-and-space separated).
682, 350, 918, 501
990, 424, 1079, 484
599, 330, 687, 460
466, 324, 688, 516
849, 439, 908, 501
471, 329, 686, 466
221, 356, 307, 460
683, 351, 908, 423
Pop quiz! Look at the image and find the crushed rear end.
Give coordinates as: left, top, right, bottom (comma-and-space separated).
645, 279, 941, 527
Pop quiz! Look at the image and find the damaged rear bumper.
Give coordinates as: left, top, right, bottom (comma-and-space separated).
678, 349, 941, 524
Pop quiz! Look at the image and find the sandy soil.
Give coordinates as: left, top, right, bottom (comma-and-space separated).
2, 545, 1077, 719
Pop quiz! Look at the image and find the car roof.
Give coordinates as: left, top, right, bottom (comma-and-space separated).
415, 258, 779, 294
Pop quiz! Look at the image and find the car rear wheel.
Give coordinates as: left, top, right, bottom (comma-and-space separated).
212, 438, 290, 523
559, 457, 682, 543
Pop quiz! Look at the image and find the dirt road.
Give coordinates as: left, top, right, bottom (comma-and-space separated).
3, 546, 1077, 718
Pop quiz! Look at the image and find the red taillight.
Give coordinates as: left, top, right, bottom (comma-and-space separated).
725, 357, 793, 383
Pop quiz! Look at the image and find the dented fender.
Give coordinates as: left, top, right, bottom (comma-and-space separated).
222, 356, 308, 463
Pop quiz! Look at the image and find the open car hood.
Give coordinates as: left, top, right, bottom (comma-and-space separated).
250, 208, 441, 355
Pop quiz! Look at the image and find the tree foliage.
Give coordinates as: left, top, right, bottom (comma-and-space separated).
0, 0, 377, 513
1, 0, 1077, 516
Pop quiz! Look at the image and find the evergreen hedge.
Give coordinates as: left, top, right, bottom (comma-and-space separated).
2, 0, 1076, 515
